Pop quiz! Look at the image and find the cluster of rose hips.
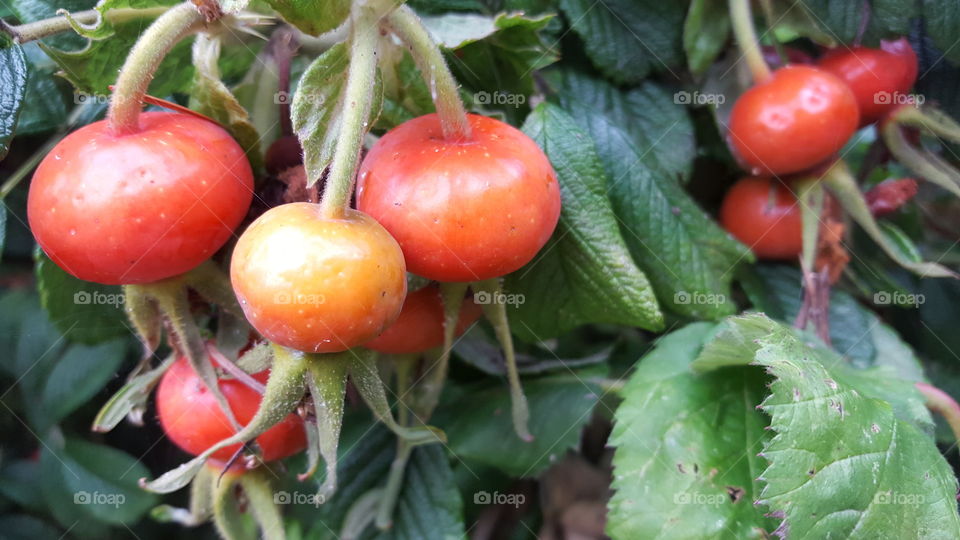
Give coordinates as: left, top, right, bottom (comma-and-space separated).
721, 38, 918, 260
27, 100, 559, 467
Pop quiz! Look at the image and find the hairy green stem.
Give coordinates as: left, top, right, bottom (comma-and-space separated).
5, 7, 169, 43
238, 468, 286, 540
108, 2, 206, 135
320, 6, 381, 218
729, 0, 771, 83
385, 5, 471, 140
474, 279, 533, 441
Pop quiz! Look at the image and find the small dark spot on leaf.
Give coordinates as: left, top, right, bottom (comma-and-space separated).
726, 486, 745, 503
677, 463, 686, 474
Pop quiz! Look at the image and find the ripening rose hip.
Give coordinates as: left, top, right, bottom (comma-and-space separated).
157, 356, 306, 462
728, 66, 859, 176
230, 203, 407, 353
28, 112, 254, 285
364, 285, 483, 354
720, 177, 802, 260
356, 113, 561, 283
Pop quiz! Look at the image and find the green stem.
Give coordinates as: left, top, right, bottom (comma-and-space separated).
238, 468, 286, 540
375, 441, 413, 530
415, 282, 467, 420
320, 6, 381, 218
822, 161, 956, 278
893, 104, 960, 144
729, 0, 771, 83
882, 121, 960, 198
6, 7, 169, 43
916, 383, 960, 447
795, 178, 823, 272
392, 353, 418, 427
385, 5, 471, 140
474, 279, 533, 442
108, 2, 206, 135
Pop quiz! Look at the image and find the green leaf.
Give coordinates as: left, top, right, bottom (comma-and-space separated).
378, 50, 433, 129
263, 0, 350, 36
561, 101, 750, 320
444, 11, 558, 120
0, 460, 46, 512
292, 42, 384, 187
373, 445, 465, 540
0, 515, 62, 540
16, 45, 71, 136
40, 15, 193, 96
0, 205, 6, 259
924, 0, 960, 64
40, 340, 126, 429
41, 438, 157, 529
0, 41, 27, 160
190, 35, 263, 171
421, 11, 552, 49
505, 103, 661, 337
739, 264, 876, 364
683, 0, 731, 76
454, 331, 611, 375
558, 0, 685, 84
608, 323, 776, 539
35, 253, 129, 344
435, 370, 603, 477
696, 314, 960, 539
551, 70, 696, 182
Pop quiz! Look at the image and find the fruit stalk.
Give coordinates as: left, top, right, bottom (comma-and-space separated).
729, 0, 771, 83
108, 2, 207, 135
4, 7, 169, 43
385, 5, 471, 140
320, 6, 381, 218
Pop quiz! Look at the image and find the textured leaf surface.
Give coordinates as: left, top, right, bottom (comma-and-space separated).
263, 0, 351, 36
436, 369, 602, 477
506, 103, 662, 338
0, 41, 27, 160
558, 0, 685, 84
608, 323, 775, 539
696, 315, 960, 539
292, 42, 383, 186
561, 99, 750, 319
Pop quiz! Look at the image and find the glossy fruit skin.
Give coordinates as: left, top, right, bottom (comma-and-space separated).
157, 356, 306, 462
356, 113, 561, 283
818, 38, 919, 124
28, 112, 254, 285
720, 177, 802, 260
231, 203, 407, 353
728, 65, 859, 176
364, 285, 483, 354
